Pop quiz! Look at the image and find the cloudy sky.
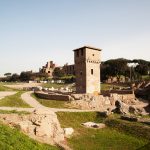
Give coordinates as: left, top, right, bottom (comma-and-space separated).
0, 0, 150, 76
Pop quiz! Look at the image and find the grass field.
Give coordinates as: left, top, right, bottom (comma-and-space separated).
0, 109, 30, 115
0, 91, 31, 108
32, 93, 71, 108
101, 83, 128, 91
142, 75, 150, 81
0, 83, 13, 91
0, 122, 59, 150
57, 112, 149, 150
42, 83, 71, 89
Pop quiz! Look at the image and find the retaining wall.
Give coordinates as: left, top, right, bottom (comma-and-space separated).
35, 92, 70, 101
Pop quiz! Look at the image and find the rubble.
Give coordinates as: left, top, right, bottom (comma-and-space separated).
63, 128, 74, 138
0, 109, 65, 145
81, 122, 106, 129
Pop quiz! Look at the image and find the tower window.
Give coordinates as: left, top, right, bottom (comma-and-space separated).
91, 69, 93, 75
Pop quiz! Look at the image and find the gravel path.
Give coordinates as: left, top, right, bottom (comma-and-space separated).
4, 83, 41, 90
21, 92, 45, 109
0, 92, 17, 100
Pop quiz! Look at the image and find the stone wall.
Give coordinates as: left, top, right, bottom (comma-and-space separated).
35, 91, 70, 101
102, 90, 133, 96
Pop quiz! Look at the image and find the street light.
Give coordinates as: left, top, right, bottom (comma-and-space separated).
148, 69, 150, 80
127, 63, 138, 82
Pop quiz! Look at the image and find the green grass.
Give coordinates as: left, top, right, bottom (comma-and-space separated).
142, 75, 150, 81
0, 91, 31, 108
0, 83, 13, 91
42, 83, 71, 89
0, 82, 21, 91
57, 112, 149, 150
101, 83, 128, 91
32, 93, 71, 108
0, 122, 59, 150
0, 109, 30, 115
105, 118, 150, 140
101, 83, 112, 91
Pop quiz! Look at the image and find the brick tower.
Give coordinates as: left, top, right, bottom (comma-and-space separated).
73, 46, 101, 94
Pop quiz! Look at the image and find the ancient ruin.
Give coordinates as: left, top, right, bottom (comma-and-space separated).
34, 46, 149, 116
0, 109, 65, 146
39, 61, 56, 77
63, 63, 75, 75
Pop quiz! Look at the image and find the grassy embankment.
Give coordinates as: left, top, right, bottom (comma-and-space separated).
32, 93, 71, 108
0, 121, 59, 150
0, 109, 30, 115
42, 82, 72, 89
57, 112, 150, 150
0, 108, 59, 150
101, 83, 129, 91
142, 75, 150, 81
0, 83, 14, 91
0, 91, 31, 108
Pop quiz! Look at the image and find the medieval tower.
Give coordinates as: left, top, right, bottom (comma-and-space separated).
73, 46, 101, 94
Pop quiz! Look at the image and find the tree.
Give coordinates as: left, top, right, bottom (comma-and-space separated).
19, 71, 33, 81
134, 59, 150, 75
53, 67, 65, 78
4, 73, 11, 77
37, 72, 49, 80
10, 74, 20, 82
101, 58, 129, 81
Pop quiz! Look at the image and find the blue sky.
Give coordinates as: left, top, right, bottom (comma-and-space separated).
0, 0, 150, 76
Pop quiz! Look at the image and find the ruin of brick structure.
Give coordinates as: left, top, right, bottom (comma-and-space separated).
73, 46, 101, 94
63, 63, 75, 75
39, 61, 56, 77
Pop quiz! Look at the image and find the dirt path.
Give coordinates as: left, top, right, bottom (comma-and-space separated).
21, 92, 45, 109
0, 92, 17, 100
4, 83, 41, 90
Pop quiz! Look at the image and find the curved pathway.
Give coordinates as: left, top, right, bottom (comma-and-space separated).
21, 92, 45, 109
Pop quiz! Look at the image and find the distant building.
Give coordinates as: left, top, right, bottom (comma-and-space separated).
63, 63, 75, 75
74, 46, 101, 94
39, 61, 56, 77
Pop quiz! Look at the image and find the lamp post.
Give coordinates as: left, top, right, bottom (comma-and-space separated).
148, 69, 150, 81
127, 63, 138, 82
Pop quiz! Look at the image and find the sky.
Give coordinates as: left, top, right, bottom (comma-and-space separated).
0, 0, 150, 76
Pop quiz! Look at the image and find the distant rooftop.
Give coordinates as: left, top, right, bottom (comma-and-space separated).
73, 45, 102, 51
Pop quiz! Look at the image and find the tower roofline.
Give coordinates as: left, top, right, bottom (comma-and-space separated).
73, 45, 102, 51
